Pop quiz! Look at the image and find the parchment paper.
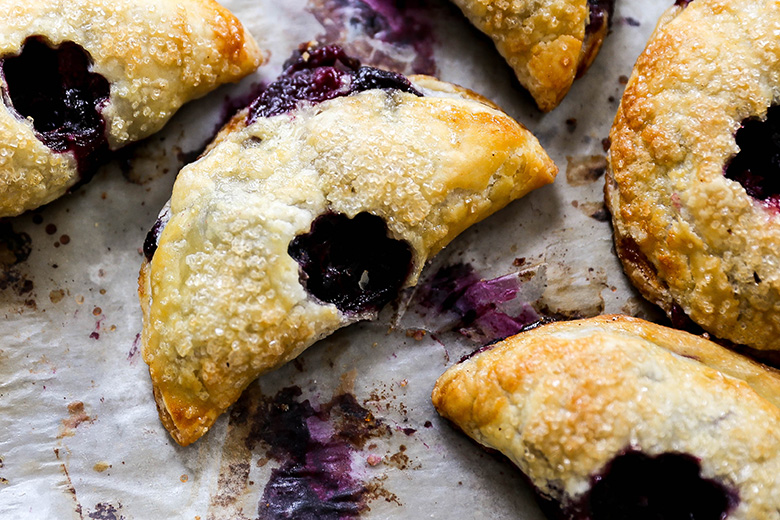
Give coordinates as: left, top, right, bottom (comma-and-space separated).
0, 1, 671, 518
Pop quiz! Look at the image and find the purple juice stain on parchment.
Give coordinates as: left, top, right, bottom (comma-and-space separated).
239, 387, 390, 519
415, 263, 541, 344
308, 0, 437, 75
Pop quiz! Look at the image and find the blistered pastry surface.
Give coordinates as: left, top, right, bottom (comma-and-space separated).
433, 315, 780, 519
0, 0, 261, 217
607, 0, 780, 351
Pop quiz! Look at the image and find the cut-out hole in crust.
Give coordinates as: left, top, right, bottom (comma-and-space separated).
246, 44, 421, 124
1, 36, 110, 176
288, 212, 413, 315
563, 450, 738, 520
725, 105, 780, 207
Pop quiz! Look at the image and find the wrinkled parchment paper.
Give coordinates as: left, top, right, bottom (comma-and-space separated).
1, 1, 670, 518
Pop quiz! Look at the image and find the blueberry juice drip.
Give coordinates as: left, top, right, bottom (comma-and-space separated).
246, 44, 421, 124
725, 105, 780, 208
288, 212, 413, 315
559, 450, 737, 520
1, 37, 110, 176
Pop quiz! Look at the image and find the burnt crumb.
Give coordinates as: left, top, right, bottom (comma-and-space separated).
87, 502, 125, 520
754, 272, 762, 284
624, 16, 641, 26
423, 421, 432, 428
565, 118, 577, 132
618, 75, 629, 85
602, 137, 611, 152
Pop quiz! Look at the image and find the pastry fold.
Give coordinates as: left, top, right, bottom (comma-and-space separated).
0, 0, 262, 217
433, 315, 780, 519
450, 0, 613, 111
139, 61, 557, 445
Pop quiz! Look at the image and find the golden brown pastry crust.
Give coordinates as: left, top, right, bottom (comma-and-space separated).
139, 74, 557, 446
0, 0, 262, 217
449, 0, 605, 111
606, 0, 780, 351
433, 315, 780, 519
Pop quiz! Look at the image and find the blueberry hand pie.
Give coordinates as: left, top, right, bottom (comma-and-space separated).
449, 0, 614, 111
138, 44, 558, 446
0, 0, 262, 217
433, 315, 780, 519
606, 0, 780, 351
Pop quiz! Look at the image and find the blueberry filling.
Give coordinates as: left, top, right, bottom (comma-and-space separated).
1, 37, 110, 176
725, 105, 780, 205
586, 0, 615, 35
143, 206, 170, 262
246, 44, 422, 124
288, 212, 413, 314
561, 450, 737, 520
675, 0, 693, 7
577, 0, 616, 78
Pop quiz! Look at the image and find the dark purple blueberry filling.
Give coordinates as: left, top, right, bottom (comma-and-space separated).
1, 37, 110, 176
675, 0, 693, 7
725, 105, 780, 206
142, 206, 170, 262
586, 0, 615, 35
246, 44, 421, 124
288, 212, 413, 315
561, 450, 738, 520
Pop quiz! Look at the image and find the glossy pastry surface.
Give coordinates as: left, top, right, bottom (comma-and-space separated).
433, 315, 780, 519
139, 45, 558, 446
449, 0, 614, 111
607, 0, 780, 350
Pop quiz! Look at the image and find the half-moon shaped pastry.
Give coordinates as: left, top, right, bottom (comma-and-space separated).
139, 44, 558, 446
433, 315, 780, 519
449, 0, 614, 111
606, 0, 780, 351
0, 0, 262, 217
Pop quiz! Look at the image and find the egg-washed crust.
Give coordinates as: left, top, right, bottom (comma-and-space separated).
0, 0, 262, 217
606, 0, 780, 351
139, 75, 557, 446
433, 315, 780, 519
449, 0, 605, 112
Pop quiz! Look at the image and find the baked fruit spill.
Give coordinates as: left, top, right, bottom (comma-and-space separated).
247, 44, 421, 122
1, 37, 110, 177
139, 43, 558, 445
433, 315, 780, 520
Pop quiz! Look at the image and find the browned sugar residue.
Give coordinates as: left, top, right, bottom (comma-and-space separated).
50, 289, 66, 304
92, 306, 102, 316
93, 461, 111, 472
59, 401, 95, 437
566, 155, 607, 186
